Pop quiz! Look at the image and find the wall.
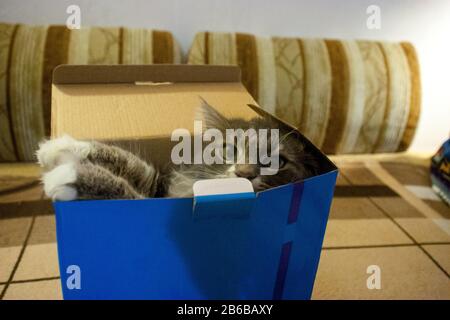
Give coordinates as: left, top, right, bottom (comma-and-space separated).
1, 0, 449, 153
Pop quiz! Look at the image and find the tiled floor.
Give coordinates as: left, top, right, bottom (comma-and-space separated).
312, 246, 450, 299
0, 159, 449, 300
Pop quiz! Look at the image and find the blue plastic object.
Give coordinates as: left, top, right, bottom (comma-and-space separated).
431, 138, 450, 205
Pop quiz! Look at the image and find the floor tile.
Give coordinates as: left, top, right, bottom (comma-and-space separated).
329, 198, 386, 220
422, 244, 450, 274
424, 200, 450, 219
405, 185, 441, 201
432, 218, 450, 235
323, 219, 413, 248
3, 279, 62, 300
28, 215, 56, 245
340, 167, 383, 185
13, 243, 60, 281
370, 197, 424, 218
0, 201, 53, 220
381, 162, 431, 186
395, 218, 450, 243
336, 173, 350, 186
0, 217, 32, 247
0, 246, 22, 282
334, 186, 397, 198
312, 246, 450, 299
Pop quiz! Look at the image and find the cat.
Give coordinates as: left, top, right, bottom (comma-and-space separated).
37, 99, 319, 200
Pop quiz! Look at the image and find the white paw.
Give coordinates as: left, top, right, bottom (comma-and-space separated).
36, 135, 91, 171
42, 162, 78, 201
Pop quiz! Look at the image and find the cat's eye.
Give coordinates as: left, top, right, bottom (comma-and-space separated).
279, 155, 287, 168
258, 155, 288, 168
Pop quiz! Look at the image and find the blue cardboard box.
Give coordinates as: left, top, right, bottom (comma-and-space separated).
51, 65, 338, 299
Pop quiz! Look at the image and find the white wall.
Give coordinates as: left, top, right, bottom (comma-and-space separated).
1, 0, 449, 153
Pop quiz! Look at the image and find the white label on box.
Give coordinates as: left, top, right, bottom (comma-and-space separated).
193, 178, 254, 197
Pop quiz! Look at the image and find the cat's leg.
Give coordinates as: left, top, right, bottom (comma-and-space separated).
42, 161, 144, 201
86, 141, 159, 196
37, 135, 159, 197
37, 135, 91, 171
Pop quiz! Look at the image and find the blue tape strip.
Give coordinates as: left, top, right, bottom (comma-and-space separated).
272, 241, 293, 300
287, 183, 304, 224
272, 182, 304, 299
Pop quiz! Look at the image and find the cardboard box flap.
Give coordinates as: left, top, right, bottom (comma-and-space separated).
53, 65, 241, 84
51, 65, 256, 141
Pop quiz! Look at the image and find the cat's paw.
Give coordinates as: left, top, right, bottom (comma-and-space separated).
42, 162, 78, 201
36, 135, 91, 171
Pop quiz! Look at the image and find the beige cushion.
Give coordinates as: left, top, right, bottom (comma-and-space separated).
188, 32, 421, 154
0, 23, 182, 162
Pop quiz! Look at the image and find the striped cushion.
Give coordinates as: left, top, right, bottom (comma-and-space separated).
0, 23, 181, 162
188, 32, 421, 154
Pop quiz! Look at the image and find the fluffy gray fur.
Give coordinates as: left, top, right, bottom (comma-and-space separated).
37, 100, 319, 201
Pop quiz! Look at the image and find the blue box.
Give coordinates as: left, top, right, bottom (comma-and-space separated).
51, 65, 338, 299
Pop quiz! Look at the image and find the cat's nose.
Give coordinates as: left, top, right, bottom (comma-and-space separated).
235, 165, 258, 180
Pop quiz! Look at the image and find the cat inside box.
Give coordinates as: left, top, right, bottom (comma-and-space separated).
37, 99, 320, 200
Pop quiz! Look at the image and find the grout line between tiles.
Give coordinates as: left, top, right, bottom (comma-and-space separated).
420, 242, 450, 246
369, 192, 450, 279
322, 244, 415, 250
340, 169, 450, 279
416, 244, 450, 278
322, 242, 450, 250
0, 210, 36, 299
7, 276, 61, 285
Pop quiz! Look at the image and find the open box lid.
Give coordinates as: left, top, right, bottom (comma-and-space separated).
51, 65, 260, 141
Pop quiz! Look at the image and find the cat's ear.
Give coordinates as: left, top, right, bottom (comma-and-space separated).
196, 96, 228, 130
247, 103, 295, 132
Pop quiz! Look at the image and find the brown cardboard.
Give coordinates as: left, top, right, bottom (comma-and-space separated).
51, 65, 261, 165
52, 83, 259, 139
53, 65, 241, 84
52, 65, 259, 138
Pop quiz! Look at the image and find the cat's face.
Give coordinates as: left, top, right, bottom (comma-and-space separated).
197, 100, 319, 192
